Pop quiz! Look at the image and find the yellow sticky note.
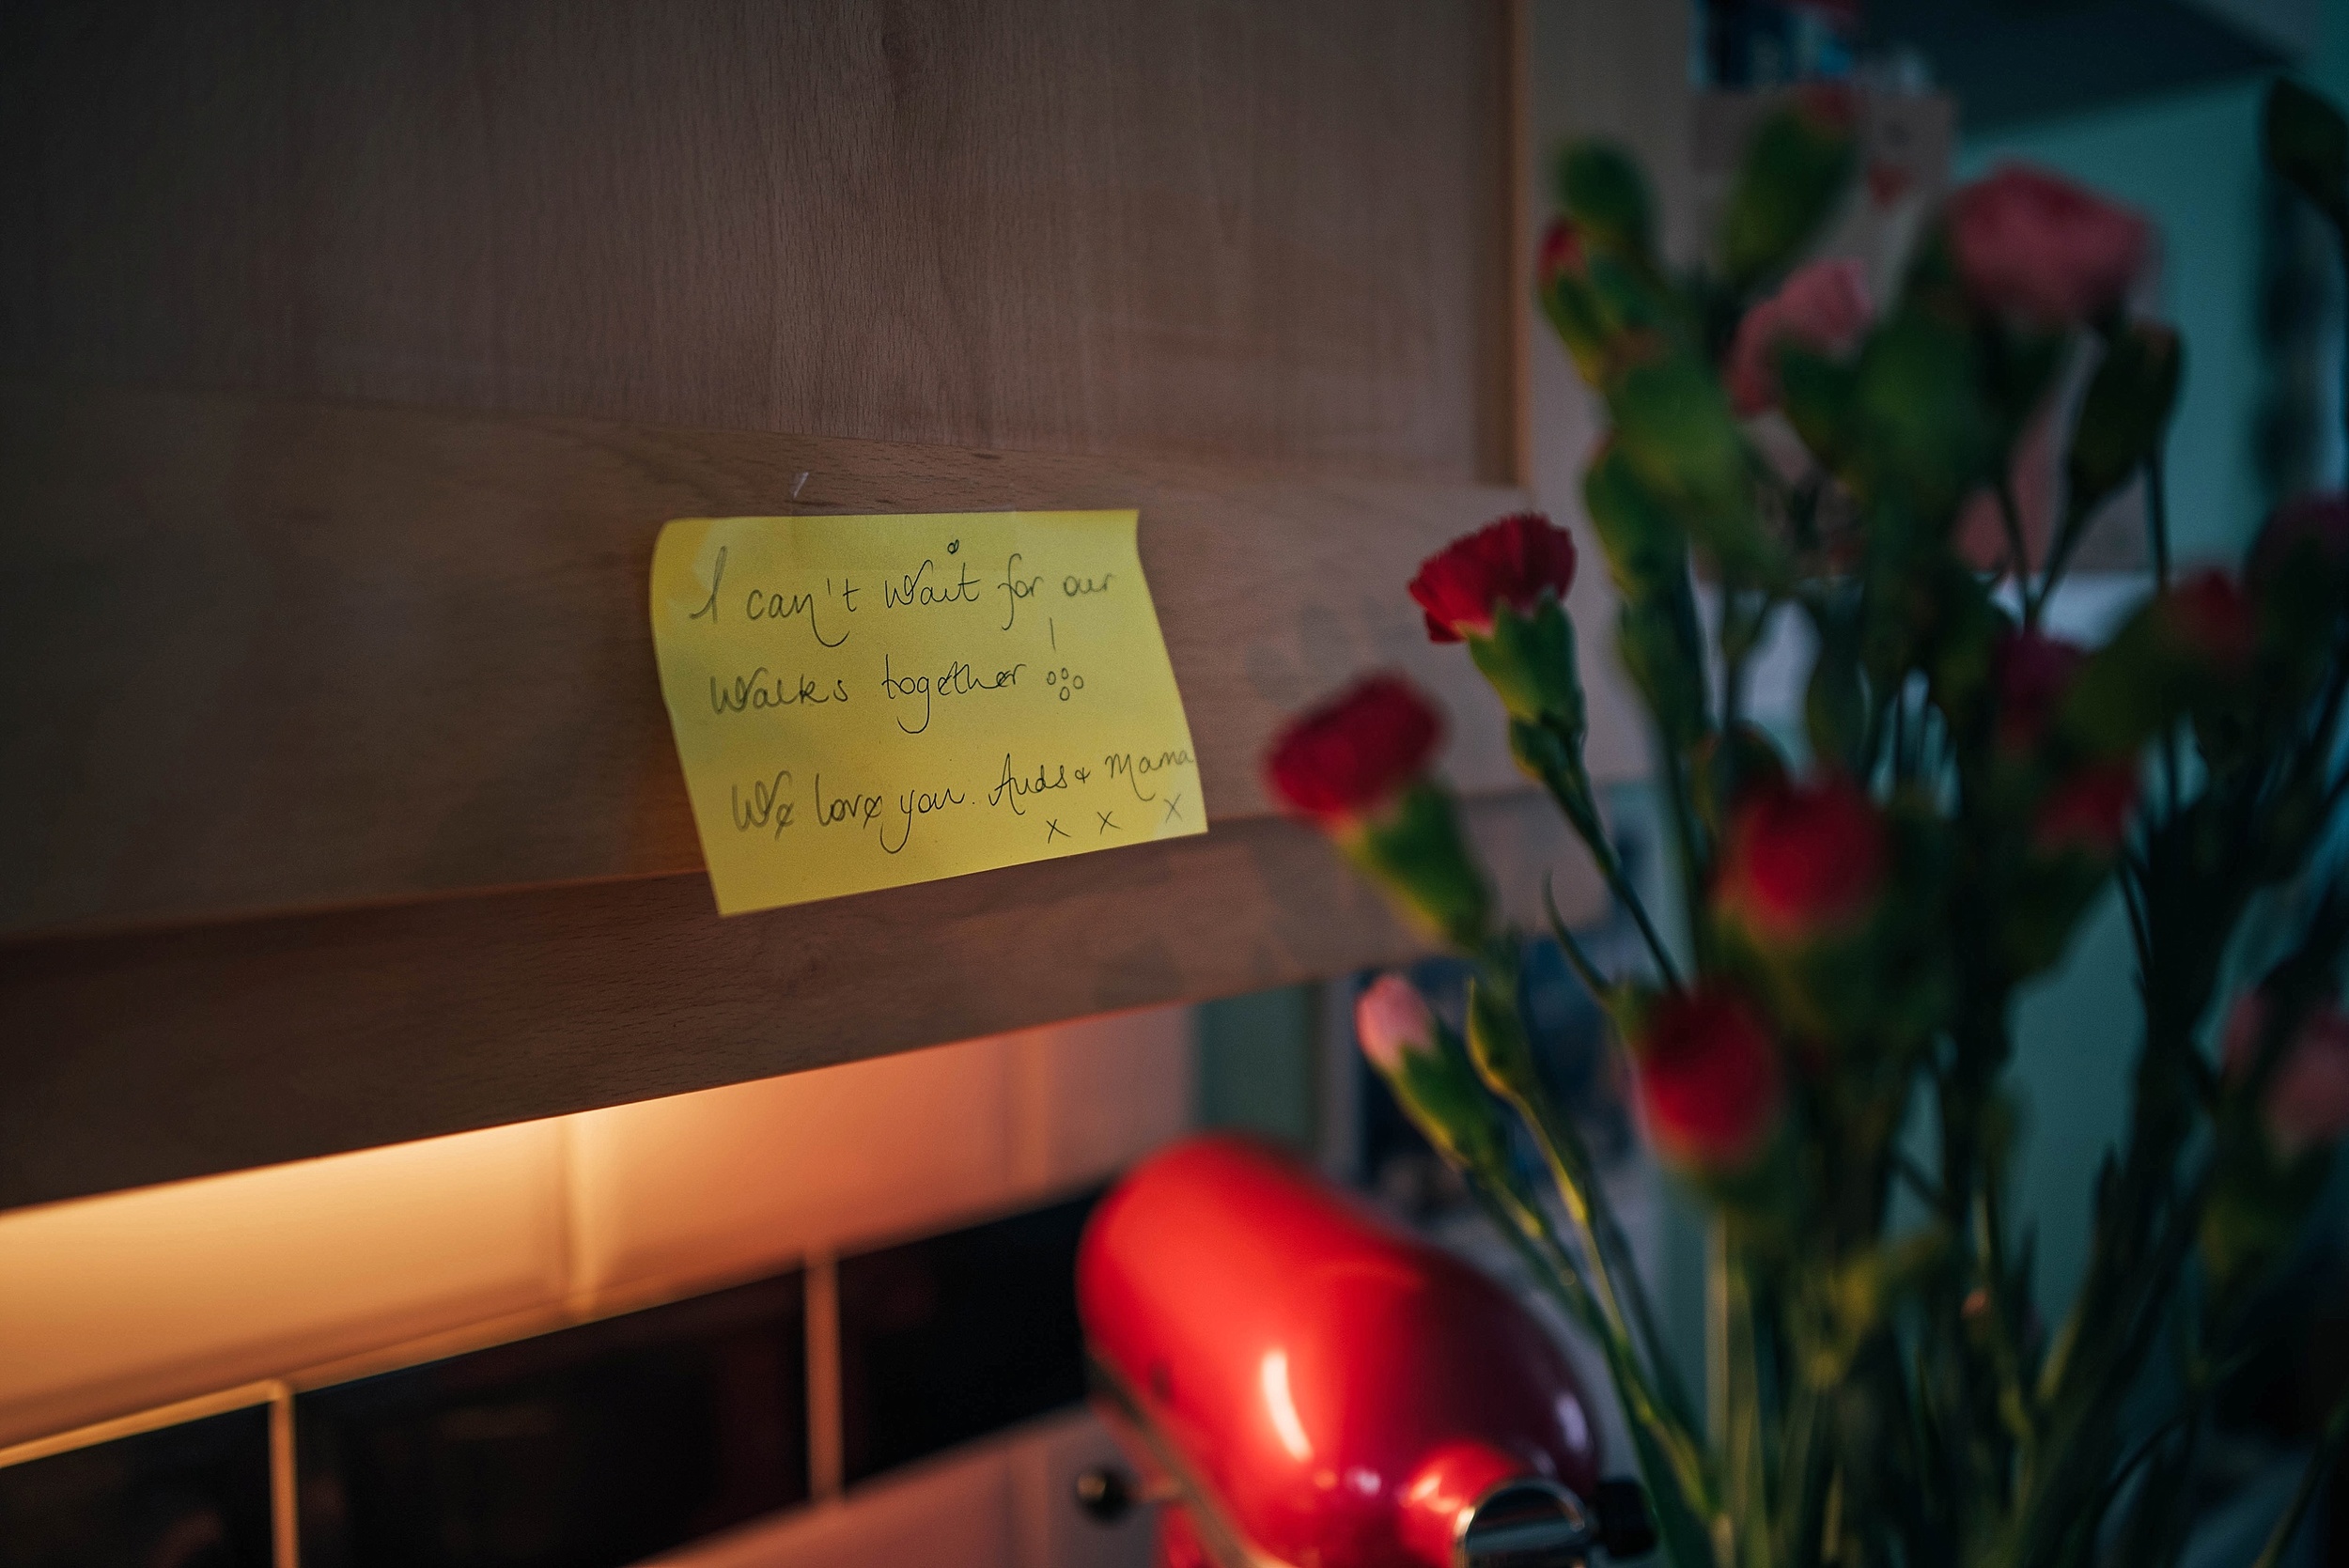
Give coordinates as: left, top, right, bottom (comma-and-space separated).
650, 510, 1206, 914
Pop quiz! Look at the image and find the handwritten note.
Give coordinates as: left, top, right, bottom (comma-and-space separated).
650, 510, 1205, 914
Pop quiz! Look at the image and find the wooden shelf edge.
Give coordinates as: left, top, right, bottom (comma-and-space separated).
0, 789, 1607, 1213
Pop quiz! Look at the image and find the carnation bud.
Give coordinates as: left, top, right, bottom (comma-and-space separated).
2156, 568, 2256, 675
1555, 143, 1656, 264
2067, 322, 2180, 527
1630, 988, 1785, 1173
2248, 490, 2349, 590
1725, 257, 1872, 415
2222, 989, 2349, 1158
1718, 86, 1859, 291
1947, 163, 2150, 329
1993, 628, 2088, 755
1356, 973, 1439, 1074
1537, 217, 1585, 296
1716, 775, 1889, 945
2030, 761, 2139, 859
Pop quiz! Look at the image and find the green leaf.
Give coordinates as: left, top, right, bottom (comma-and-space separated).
1464, 976, 1543, 1105
1470, 598, 1587, 731
1719, 96, 1859, 291
1584, 443, 1691, 602
1618, 598, 1711, 753
2057, 598, 2201, 758
2264, 78, 2349, 231
1609, 353, 1787, 586
2046, 324, 2180, 586
1350, 782, 1493, 951
1848, 305, 1998, 520
1777, 342, 1859, 472
1385, 1022, 1512, 1178
1613, 354, 1750, 515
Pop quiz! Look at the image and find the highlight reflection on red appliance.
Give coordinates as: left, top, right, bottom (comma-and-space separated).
1075, 1134, 1655, 1567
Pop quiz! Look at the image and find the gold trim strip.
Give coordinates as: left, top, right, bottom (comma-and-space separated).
0, 1379, 279, 1469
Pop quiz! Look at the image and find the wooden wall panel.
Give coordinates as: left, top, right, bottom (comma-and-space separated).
0, 1, 1555, 1207
0, 0, 1512, 482
0, 385, 1535, 938
0, 792, 1602, 1211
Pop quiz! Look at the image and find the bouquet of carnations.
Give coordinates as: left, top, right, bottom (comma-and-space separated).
1264, 79, 2349, 1568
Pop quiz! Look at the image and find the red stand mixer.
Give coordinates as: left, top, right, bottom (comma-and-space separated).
1075, 1134, 1656, 1568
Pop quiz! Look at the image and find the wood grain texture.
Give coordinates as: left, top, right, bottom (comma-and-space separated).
0, 791, 1603, 1211
0, 384, 1538, 937
0, 0, 1512, 482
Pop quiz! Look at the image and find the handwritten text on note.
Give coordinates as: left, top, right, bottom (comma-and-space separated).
650, 510, 1204, 915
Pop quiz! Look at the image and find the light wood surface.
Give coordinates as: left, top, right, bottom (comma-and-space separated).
0, 0, 1510, 484
1, 384, 1538, 938
0, 791, 1603, 1211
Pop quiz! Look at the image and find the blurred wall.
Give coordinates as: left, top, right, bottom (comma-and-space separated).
1965, 12, 2349, 1315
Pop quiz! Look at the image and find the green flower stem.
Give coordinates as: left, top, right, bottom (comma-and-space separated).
2008, 1176, 2209, 1568
1459, 1130, 1721, 1550
1544, 874, 1614, 1000
1718, 1227, 1773, 1568
2248, 1391, 2349, 1568
1768, 1373, 1834, 1568
1972, 1185, 2038, 1465
1656, 738, 1718, 981
1517, 1043, 1702, 1437
1997, 474, 2034, 628
1521, 726, 1684, 990
1466, 960, 1703, 1442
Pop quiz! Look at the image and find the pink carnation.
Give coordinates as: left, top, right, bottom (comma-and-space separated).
1725, 258, 1872, 415
1948, 164, 2149, 329
1355, 973, 1438, 1074
2222, 991, 2349, 1157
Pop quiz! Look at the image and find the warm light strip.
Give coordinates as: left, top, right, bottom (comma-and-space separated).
0, 1378, 281, 1469
0, 1257, 778, 1479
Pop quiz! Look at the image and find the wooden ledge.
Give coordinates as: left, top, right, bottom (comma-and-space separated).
0, 790, 1601, 1211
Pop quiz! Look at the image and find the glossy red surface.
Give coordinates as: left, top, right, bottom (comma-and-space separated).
1078, 1134, 1601, 1568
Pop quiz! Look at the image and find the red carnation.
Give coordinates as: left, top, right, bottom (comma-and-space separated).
1948, 163, 2149, 329
2248, 490, 2349, 589
2032, 761, 2139, 858
1717, 775, 1889, 943
2158, 568, 2256, 674
1993, 628, 2088, 754
2223, 990, 2349, 1157
1538, 217, 1585, 295
1633, 987, 1785, 1172
1263, 675, 1443, 827
1408, 513, 1579, 644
